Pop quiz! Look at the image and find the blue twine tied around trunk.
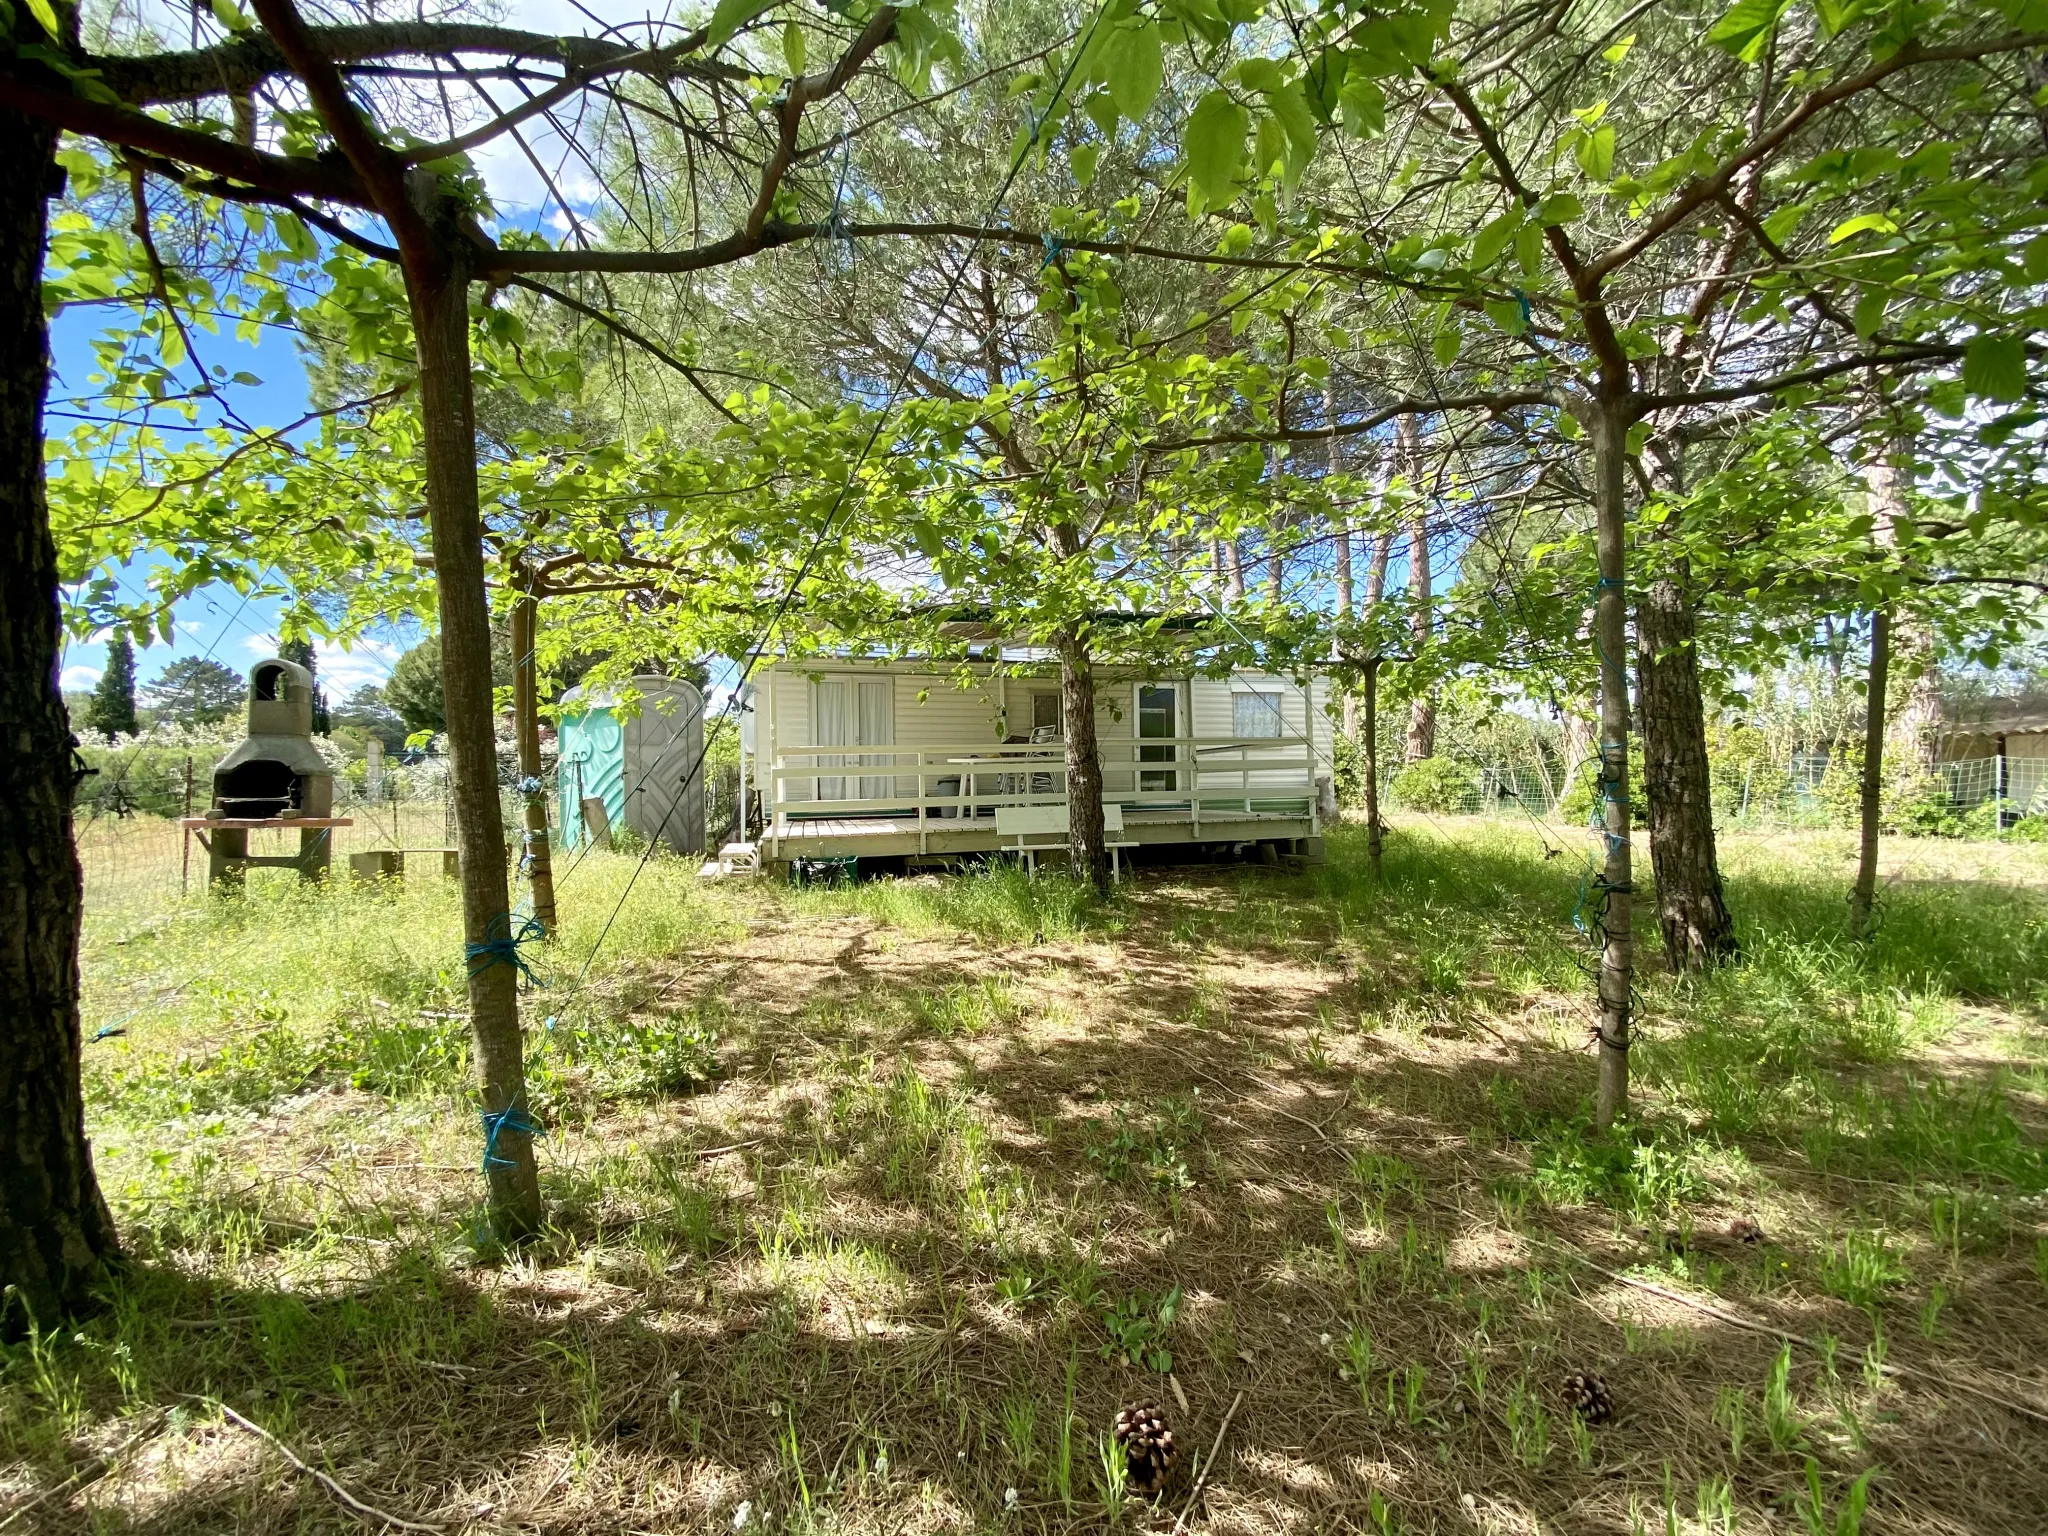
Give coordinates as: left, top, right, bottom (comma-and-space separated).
479, 1101, 544, 1173
466, 913, 546, 984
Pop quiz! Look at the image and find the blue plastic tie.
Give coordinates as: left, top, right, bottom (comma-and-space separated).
1040, 233, 1068, 269
479, 1101, 544, 1173
517, 776, 544, 798
465, 913, 547, 985
90, 1024, 127, 1043
1514, 287, 1532, 328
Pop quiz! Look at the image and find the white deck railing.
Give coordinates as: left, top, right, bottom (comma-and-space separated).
763, 736, 1318, 850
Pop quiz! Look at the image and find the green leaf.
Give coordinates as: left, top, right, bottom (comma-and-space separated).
1265, 79, 1320, 187
208, 0, 253, 33
1337, 75, 1385, 138
24, 0, 62, 37
1574, 124, 1615, 182
706, 0, 776, 49
1602, 33, 1636, 64
1814, 0, 1871, 35
1484, 297, 1528, 335
1233, 57, 1288, 94
2020, 232, 2048, 282
1536, 192, 1583, 226
1432, 325, 1462, 367
1105, 24, 1163, 122
1760, 201, 1808, 244
1471, 208, 1521, 269
1084, 90, 1121, 138
782, 20, 806, 76
1705, 0, 1791, 62
1851, 289, 1887, 339
1963, 334, 2028, 403
1184, 90, 1249, 215
1071, 141, 1101, 186
1827, 212, 1896, 244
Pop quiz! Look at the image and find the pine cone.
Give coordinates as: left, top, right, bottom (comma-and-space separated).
1112, 1399, 1179, 1496
1729, 1214, 1765, 1245
1561, 1371, 1613, 1424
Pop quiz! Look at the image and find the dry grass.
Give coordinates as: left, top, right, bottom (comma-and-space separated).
9, 817, 2048, 1534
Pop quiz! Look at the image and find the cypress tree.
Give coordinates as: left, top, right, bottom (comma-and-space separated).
86, 636, 138, 741
278, 636, 332, 734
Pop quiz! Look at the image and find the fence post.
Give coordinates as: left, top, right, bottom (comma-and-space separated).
181, 754, 194, 894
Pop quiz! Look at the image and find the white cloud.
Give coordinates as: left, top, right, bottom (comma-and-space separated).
61, 665, 102, 689
321, 652, 398, 692
177, 620, 207, 637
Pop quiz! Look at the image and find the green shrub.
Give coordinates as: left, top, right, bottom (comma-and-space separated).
1556, 740, 1648, 825
74, 745, 206, 819
1388, 756, 1477, 815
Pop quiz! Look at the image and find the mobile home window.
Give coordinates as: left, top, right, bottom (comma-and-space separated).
1233, 691, 1284, 739
1031, 690, 1061, 735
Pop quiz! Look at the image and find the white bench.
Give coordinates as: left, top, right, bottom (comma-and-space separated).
993, 804, 1133, 881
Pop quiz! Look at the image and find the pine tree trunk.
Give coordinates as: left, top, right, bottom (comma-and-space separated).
1849, 608, 1891, 942
509, 585, 556, 934
1636, 562, 1737, 969
409, 250, 541, 1237
1589, 400, 1637, 1130
0, 58, 120, 1328
1055, 627, 1111, 896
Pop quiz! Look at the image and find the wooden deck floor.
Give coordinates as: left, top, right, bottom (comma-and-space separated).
764, 805, 1316, 860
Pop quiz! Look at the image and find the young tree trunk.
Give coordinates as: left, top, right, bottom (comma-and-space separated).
508, 583, 557, 934
1635, 561, 1737, 969
1589, 400, 1637, 1130
0, 61, 121, 1327
1265, 445, 1286, 605
1849, 608, 1891, 941
1055, 626, 1111, 896
1334, 509, 1358, 742
1363, 659, 1385, 878
1221, 537, 1244, 602
1398, 415, 1435, 760
409, 245, 541, 1237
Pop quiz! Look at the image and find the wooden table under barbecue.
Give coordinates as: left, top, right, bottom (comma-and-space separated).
179, 816, 353, 891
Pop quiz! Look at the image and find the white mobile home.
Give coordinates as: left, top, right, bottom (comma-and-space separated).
742, 650, 1334, 870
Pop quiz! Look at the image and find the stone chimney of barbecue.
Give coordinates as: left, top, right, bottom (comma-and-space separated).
247, 657, 315, 736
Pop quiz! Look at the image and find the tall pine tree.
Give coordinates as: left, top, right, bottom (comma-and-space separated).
278, 636, 331, 734
85, 637, 138, 741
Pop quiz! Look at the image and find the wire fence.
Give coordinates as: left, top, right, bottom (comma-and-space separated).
74, 749, 507, 920
1377, 749, 2048, 836
73, 733, 2038, 918
71, 744, 743, 921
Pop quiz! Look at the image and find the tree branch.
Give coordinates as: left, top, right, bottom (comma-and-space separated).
1584, 30, 2048, 286
1149, 391, 1556, 452
93, 21, 737, 106
744, 7, 899, 240
246, 0, 431, 269
0, 70, 364, 203
502, 275, 740, 423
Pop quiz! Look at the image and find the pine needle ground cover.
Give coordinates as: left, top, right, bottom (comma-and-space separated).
8, 822, 2048, 1534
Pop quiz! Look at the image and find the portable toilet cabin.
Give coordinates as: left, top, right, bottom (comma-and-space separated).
556, 675, 706, 856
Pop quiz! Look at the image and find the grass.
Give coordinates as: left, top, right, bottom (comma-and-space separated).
7, 816, 2048, 1532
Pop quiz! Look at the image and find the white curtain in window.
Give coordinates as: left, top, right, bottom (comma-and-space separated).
1233, 691, 1285, 739
814, 680, 847, 802
857, 679, 894, 800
